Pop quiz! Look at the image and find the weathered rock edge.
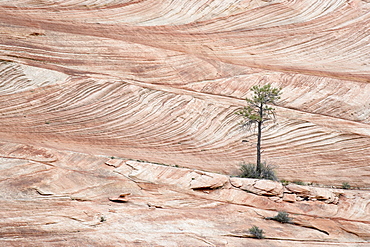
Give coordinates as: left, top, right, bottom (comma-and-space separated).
125, 160, 341, 204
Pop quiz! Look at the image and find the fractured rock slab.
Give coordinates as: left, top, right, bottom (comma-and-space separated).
282, 193, 297, 203
286, 183, 311, 196
230, 177, 283, 197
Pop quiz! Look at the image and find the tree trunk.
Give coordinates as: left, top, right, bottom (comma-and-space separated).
256, 120, 262, 175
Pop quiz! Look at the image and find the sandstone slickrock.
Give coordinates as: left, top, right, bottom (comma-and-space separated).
126, 160, 229, 190
0, 0, 370, 245
309, 187, 337, 203
282, 193, 297, 203
0, 142, 369, 246
230, 177, 284, 197
0, 1, 368, 186
286, 183, 311, 196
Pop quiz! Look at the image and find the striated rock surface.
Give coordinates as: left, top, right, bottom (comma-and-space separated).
0, 144, 369, 246
0, 0, 368, 187
0, 0, 370, 245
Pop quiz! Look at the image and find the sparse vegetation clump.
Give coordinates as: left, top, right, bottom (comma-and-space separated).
248, 225, 265, 239
342, 182, 351, 189
280, 179, 290, 186
292, 180, 305, 185
266, 211, 292, 224
239, 162, 278, 181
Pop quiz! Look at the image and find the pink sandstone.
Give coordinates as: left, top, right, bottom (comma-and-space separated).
0, 0, 369, 246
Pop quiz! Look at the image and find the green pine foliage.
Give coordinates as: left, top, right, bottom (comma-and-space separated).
266, 211, 293, 223
249, 226, 265, 239
236, 84, 282, 125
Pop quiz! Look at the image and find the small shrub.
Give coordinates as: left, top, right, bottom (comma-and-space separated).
280, 179, 290, 186
266, 211, 292, 223
292, 180, 305, 185
342, 182, 351, 190
239, 163, 257, 178
239, 162, 278, 181
249, 225, 265, 239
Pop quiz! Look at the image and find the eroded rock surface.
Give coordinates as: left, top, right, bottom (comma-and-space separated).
0, 0, 370, 245
0, 0, 368, 186
0, 143, 369, 246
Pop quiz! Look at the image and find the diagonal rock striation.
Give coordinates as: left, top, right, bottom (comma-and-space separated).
0, 0, 370, 245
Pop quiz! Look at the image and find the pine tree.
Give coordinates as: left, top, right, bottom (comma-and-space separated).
236, 84, 281, 176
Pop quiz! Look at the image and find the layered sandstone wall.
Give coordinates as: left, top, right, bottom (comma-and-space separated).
0, 0, 370, 245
